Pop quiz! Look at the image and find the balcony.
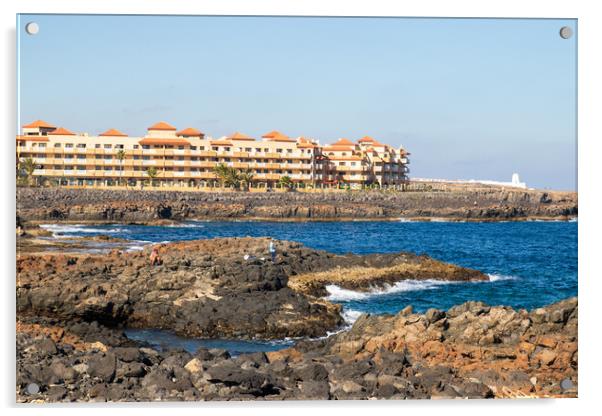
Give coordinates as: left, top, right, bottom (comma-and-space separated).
199, 151, 217, 157
142, 160, 157, 166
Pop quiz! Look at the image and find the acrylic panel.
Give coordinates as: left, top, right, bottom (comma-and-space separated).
16, 14, 577, 403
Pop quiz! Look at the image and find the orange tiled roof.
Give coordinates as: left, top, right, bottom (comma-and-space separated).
358, 136, 376, 143
262, 131, 294, 142
16, 135, 50, 142
227, 132, 254, 141
262, 130, 282, 139
177, 127, 204, 137
99, 128, 128, 137
138, 138, 190, 146
23, 119, 56, 129
48, 127, 75, 135
148, 121, 177, 131
330, 138, 355, 147
211, 139, 233, 146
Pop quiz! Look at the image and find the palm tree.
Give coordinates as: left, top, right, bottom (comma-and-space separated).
224, 167, 241, 189
116, 149, 126, 187
213, 163, 230, 188
18, 157, 37, 186
238, 169, 254, 191
146, 166, 158, 187
278, 175, 293, 191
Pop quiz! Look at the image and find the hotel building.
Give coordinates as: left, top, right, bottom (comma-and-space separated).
16, 120, 410, 189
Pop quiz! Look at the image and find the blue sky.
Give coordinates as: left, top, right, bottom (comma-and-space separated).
18, 15, 576, 190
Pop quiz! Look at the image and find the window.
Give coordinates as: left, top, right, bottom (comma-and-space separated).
178, 146, 184, 150
95, 144, 101, 149
95, 166, 102, 170
142, 145, 150, 149
65, 143, 73, 148
77, 143, 86, 148
276, 149, 282, 153
78, 155, 85, 160
133, 145, 139, 149
116, 144, 124, 149
287, 149, 292, 153
190, 146, 197, 150
104, 144, 112, 149
54, 143, 61, 148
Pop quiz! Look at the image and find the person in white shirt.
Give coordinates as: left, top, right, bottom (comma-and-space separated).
269, 240, 276, 263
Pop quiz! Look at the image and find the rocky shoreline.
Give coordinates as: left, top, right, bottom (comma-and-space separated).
17, 297, 578, 402
15, 236, 578, 401
17, 237, 486, 340
16, 187, 577, 223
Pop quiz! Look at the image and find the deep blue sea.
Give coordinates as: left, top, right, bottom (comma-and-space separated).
42, 220, 577, 353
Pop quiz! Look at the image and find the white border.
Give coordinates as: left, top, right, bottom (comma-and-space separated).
2, 1, 600, 415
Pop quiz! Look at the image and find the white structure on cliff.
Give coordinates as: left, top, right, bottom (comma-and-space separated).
412, 174, 528, 189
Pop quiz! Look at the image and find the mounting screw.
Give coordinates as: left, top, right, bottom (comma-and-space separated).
25, 22, 39, 35
559, 26, 573, 39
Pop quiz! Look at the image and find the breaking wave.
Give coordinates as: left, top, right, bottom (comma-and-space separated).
486, 273, 518, 282
40, 224, 126, 237
325, 279, 458, 302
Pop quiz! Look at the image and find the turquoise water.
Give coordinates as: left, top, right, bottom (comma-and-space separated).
45, 220, 577, 353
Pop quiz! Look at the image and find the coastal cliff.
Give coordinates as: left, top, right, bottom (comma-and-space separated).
17, 238, 486, 340
16, 186, 577, 222
16, 297, 577, 401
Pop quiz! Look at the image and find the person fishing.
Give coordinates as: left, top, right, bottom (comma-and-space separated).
269, 239, 277, 263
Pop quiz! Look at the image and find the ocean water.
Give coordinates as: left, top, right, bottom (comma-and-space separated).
45, 220, 577, 353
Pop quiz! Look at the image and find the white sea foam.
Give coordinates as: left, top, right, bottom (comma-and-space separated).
487, 273, 517, 282
40, 224, 125, 236
325, 279, 456, 302
342, 309, 364, 324
166, 222, 205, 228
398, 218, 414, 223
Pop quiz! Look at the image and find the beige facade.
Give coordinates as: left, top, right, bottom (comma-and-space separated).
16, 120, 409, 189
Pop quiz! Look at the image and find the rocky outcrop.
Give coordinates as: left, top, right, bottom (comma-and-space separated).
16, 297, 577, 402
16, 238, 486, 340
16, 187, 578, 222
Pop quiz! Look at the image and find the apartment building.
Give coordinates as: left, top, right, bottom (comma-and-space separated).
16, 120, 409, 189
